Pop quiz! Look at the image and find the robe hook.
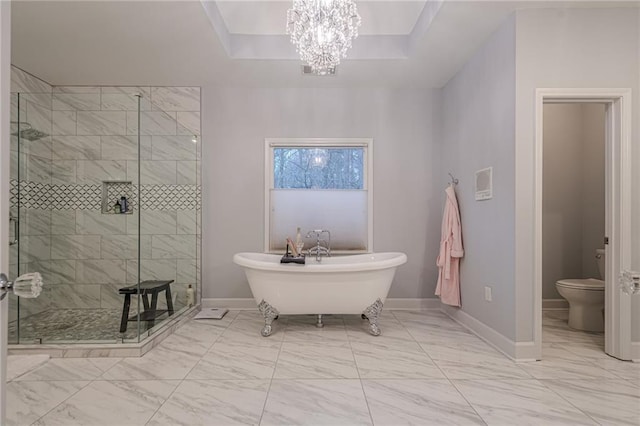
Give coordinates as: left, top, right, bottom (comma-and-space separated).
448, 173, 459, 185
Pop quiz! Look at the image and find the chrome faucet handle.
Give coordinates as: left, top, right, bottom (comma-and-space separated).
305, 229, 330, 237
304, 229, 331, 259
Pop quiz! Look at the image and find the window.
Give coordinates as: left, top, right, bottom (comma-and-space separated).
265, 138, 373, 253
274, 147, 364, 190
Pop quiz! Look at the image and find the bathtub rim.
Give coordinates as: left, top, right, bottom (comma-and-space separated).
233, 252, 407, 273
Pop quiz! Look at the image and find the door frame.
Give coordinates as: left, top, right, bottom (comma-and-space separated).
0, 0, 11, 422
534, 88, 633, 360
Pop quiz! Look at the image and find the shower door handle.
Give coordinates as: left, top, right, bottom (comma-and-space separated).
0, 272, 43, 301
9, 215, 18, 246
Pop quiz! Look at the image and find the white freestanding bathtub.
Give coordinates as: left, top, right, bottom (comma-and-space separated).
233, 252, 407, 336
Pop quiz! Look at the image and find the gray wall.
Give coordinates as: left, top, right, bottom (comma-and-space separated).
514, 8, 640, 342
441, 8, 639, 344
542, 103, 605, 300
200, 6, 640, 347
202, 87, 442, 299
439, 17, 517, 339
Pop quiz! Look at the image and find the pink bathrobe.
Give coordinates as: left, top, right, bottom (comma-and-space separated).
435, 185, 464, 307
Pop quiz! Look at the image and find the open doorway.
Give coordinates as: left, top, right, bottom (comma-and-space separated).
541, 103, 606, 355
534, 89, 633, 361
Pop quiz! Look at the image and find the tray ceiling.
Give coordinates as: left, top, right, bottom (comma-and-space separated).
11, 1, 638, 88
215, 1, 427, 35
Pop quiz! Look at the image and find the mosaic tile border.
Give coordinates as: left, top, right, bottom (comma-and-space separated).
139, 185, 198, 210
10, 179, 201, 210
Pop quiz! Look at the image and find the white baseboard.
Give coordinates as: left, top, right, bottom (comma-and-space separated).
632, 341, 640, 362
383, 298, 441, 310
543, 299, 569, 310
202, 297, 442, 311
513, 341, 538, 362
440, 304, 538, 362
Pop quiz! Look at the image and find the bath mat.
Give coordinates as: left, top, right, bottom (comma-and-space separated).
194, 308, 229, 320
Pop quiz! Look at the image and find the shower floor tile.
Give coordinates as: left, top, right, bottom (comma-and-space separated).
8, 308, 170, 343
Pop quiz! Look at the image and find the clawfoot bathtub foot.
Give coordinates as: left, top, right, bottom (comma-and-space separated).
261, 325, 273, 337
362, 298, 384, 336
258, 299, 280, 337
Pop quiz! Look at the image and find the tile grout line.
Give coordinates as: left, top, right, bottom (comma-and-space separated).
392, 310, 489, 425
536, 378, 603, 425
446, 380, 490, 426
28, 371, 95, 425
346, 317, 375, 426
143, 378, 183, 425
399, 311, 536, 380
144, 320, 224, 425
13, 310, 635, 424
257, 312, 285, 426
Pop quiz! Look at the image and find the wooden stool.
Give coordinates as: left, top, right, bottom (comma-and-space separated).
119, 280, 174, 333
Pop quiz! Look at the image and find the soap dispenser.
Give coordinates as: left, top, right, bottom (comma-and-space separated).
186, 284, 195, 307
119, 196, 128, 213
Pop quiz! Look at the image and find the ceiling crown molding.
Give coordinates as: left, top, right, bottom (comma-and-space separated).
200, 0, 443, 61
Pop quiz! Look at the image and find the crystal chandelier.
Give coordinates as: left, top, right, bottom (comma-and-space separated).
286, 0, 362, 74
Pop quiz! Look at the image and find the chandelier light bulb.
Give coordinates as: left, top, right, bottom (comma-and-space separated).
286, 0, 362, 74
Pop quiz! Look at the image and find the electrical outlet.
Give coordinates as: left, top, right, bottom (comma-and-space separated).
484, 286, 492, 302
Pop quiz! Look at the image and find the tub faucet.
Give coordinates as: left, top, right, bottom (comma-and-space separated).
306, 229, 331, 262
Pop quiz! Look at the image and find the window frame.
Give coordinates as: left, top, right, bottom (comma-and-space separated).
264, 138, 374, 254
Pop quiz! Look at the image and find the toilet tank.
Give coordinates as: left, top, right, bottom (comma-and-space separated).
596, 249, 606, 279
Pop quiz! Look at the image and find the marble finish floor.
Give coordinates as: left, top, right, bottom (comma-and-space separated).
8, 307, 179, 343
6, 309, 640, 425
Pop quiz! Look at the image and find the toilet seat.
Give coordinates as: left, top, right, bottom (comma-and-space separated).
556, 278, 604, 291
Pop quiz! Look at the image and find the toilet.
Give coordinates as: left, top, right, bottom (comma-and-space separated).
555, 249, 605, 332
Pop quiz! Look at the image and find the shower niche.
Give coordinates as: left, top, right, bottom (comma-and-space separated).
101, 181, 134, 214
8, 66, 202, 352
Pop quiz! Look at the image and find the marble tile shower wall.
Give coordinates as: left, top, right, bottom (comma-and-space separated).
48, 84, 201, 313
9, 67, 202, 324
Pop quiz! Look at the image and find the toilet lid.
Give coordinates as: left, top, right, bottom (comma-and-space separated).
556, 278, 605, 290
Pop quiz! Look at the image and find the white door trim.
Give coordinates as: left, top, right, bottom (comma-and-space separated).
0, 1, 11, 422
534, 88, 633, 360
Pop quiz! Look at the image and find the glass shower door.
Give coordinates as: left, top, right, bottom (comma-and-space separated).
8, 92, 21, 344
8, 90, 52, 344
9, 85, 143, 344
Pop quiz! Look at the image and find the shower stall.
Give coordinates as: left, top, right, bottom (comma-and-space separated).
8, 67, 202, 347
